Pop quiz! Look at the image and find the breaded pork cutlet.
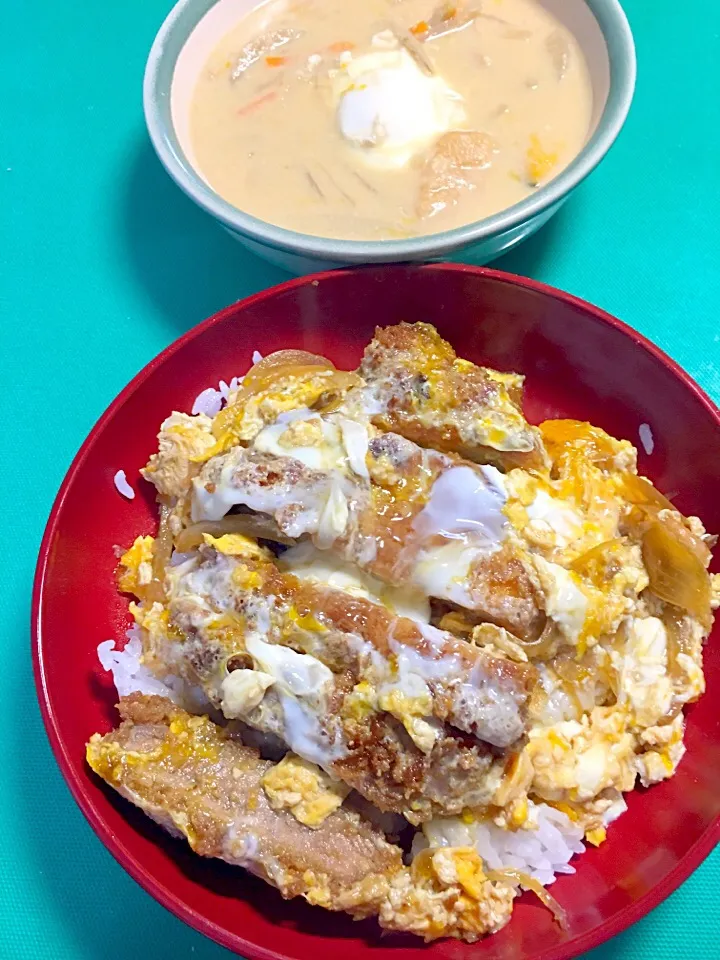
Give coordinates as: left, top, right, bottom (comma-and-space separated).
190, 435, 545, 643
359, 323, 548, 472
130, 548, 536, 822
88, 695, 516, 942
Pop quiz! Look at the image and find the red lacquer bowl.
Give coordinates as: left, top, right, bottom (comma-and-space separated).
33, 265, 720, 960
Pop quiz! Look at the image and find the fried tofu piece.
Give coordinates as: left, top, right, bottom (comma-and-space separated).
87, 695, 516, 941
418, 132, 497, 218
359, 323, 547, 471
87, 694, 403, 915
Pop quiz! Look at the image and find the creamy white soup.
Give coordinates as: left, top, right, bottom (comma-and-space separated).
189, 0, 593, 239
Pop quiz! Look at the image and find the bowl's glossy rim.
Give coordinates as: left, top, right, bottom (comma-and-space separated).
143, 0, 636, 262
33, 264, 720, 960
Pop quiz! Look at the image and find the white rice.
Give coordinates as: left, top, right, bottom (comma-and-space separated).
416, 801, 587, 887
191, 375, 243, 417
97, 627, 210, 714
113, 469, 135, 500
190, 350, 263, 418
191, 387, 224, 418
638, 422, 655, 455
98, 630, 174, 698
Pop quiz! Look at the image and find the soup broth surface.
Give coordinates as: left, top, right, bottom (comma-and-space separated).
190, 0, 593, 239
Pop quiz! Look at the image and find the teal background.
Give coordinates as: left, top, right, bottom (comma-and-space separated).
1, 1, 718, 957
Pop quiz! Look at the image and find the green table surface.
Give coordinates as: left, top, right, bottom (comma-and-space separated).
2, 1, 718, 957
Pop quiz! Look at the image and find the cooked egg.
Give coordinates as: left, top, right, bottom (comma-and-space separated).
412, 465, 508, 603
414, 540, 478, 607
245, 631, 333, 698
377, 686, 439, 754
202, 532, 273, 560
221, 668, 275, 717
142, 412, 216, 497
279, 542, 431, 623
525, 709, 636, 803
430, 848, 487, 900
533, 556, 588, 643
117, 535, 155, 595
612, 617, 673, 728
413, 466, 508, 545
336, 416, 370, 478
333, 47, 464, 170
316, 473, 350, 547
244, 627, 343, 767
525, 489, 583, 547
254, 408, 344, 471
261, 752, 349, 827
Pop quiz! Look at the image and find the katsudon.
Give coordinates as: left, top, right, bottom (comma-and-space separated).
91, 322, 717, 942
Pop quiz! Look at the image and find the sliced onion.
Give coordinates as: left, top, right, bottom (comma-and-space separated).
410, 847, 435, 882
553, 655, 598, 712
241, 349, 335, 393
619, 473, 675, 512
664, 610, 694, 681
146, 504, 173, 604
174, 515, 296, 552
516, 619, 556, 661
642, 520, 711, 626
211, 350, 360, 445
486, 867, 568, 929
540, 419, 619, 467
570, 539, 623, 587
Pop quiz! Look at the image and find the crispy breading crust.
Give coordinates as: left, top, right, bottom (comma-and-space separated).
87, 696, 516, 941
360, 323, 548, 472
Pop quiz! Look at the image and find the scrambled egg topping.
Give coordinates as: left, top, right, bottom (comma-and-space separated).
261, 752, 349, 828
201, 362, 362, 460
222, 668, 275, 716
202, 532, 273, 560
469, 420, 712, 832
141, 412, 216, 498
381, 847, 515, 942
525, 708, 636, 803
612, 617, 673, 728
343, 678, 439, 754
378, 687, 439, 754
117, 535, 154, 596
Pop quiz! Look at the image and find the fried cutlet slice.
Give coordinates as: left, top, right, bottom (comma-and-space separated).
87, 695, 516, 941
191, 434, 545, 642
166, 549, 536, 749
136, 551, 517, 823
87, 694, 403, 913
359, 323, 548, 472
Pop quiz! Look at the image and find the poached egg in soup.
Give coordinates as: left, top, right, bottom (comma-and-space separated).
189, 0, 593, 240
